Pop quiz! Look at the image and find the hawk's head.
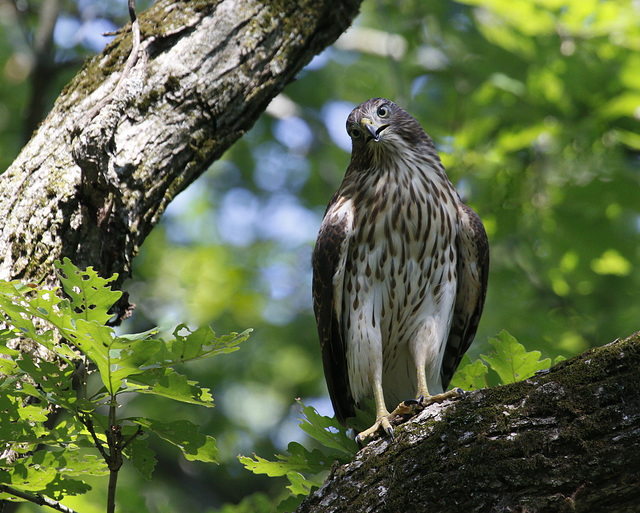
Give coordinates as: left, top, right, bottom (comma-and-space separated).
346, 98, 428, 160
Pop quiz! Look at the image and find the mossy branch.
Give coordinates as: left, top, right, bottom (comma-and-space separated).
297, 333, 640, 513
0, 0, 363, 301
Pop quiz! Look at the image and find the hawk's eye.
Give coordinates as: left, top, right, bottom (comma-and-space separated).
377, 105, 389, 118
348, 127, 362, 139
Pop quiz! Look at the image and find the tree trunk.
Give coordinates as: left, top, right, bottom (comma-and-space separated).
0, 0, 362, 303
296, 332, 640, 513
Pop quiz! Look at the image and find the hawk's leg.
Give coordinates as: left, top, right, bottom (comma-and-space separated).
355, 379, 392, 444
355, 379, 426, 445
355, 379, 412, 445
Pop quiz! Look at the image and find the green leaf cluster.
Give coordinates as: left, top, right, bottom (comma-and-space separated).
451, 330, 564, 390
0, 259, 250, 505
239, 401, 358, 511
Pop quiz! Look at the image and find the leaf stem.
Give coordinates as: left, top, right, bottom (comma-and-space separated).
122, 425, 143, 450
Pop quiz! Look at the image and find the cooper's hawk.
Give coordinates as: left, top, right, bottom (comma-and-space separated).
312, 98, 489, 443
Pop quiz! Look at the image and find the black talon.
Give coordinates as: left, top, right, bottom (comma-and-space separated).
385, 426, 395, 439
455, 388, 467, 399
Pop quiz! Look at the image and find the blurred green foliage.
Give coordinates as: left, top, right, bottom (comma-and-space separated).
1, 0, 639, 511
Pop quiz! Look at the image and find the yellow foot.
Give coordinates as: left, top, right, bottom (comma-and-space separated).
418, 387, 466, 408
354, 390, 466, 445
355, 400, 422, 445
355, 414, 393, 445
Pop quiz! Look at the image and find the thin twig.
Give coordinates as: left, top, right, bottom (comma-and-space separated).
0, 484, 80, 513
121, 425, 143, 450
80, 412, 109, 463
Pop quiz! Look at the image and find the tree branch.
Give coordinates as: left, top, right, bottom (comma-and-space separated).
297, 333, 640, 513
0, 484, 79, 513
0, 0, 362, 301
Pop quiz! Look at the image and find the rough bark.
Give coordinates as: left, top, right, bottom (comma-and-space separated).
297, 332, 640, 513
0, 0, 362, 299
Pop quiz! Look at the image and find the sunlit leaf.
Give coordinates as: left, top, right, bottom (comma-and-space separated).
481, 331, 551, 384
284, 470, 322, 496
296, 400, 357, 457
56, 257, 121, 325
2, 448, 105, 499
239, 400, 357, 502
125, 367, 214, 407
449, 354, 489, 391
15, 355, 77, 410
157, 324, 251, 364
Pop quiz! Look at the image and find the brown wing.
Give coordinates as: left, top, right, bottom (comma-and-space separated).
312, 193, 355, 425
440, 203, 490, 389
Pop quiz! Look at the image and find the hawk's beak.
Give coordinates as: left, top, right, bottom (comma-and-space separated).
361, 118, 389, 142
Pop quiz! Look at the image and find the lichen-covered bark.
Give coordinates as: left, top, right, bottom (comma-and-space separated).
0, 0, 362, 297
297, 333, 640, 513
